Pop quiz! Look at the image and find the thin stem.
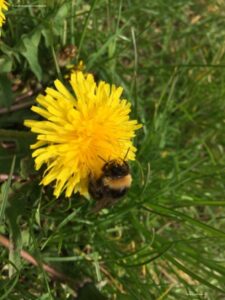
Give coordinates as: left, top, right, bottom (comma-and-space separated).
77, 0, 98, 61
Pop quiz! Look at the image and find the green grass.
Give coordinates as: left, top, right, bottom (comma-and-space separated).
0, 0, 225, 299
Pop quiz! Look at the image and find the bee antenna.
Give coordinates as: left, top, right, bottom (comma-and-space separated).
123, 147, 130, 161
98, 155, 107, 162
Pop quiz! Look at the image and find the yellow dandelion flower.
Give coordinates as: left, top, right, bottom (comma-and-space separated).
0, 0, 9, 27
24, 71, 142, 198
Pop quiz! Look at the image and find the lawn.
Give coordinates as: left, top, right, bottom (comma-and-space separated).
0, 1, 225, 299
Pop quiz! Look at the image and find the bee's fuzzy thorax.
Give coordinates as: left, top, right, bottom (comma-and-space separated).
103, 174, 132, 190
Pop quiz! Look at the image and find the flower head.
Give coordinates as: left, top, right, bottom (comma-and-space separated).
24, 71, 142, 198
0, 0, 9, 27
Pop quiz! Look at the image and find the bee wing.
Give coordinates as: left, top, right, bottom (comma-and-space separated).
92, 197, 119, 213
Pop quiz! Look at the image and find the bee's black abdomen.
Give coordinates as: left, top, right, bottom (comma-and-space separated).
104, 186, 128, 199
89, 180, 127, 201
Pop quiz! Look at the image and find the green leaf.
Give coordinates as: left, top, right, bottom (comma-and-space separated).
76, 283, 107, 300
3, 179, 41, 276
41, 27, 53, 48
41, 3, 70, 47
0, 74, 14, 108
0, 56, 13, 73
166, 254, 225, 294
20, 156, 36, 179
0, 129, 35, 173
0, 156, 16, 224
0, 274, 20, 300
52, 2, 70, 34
142, 204, 225, 238
19, 30, 42, 80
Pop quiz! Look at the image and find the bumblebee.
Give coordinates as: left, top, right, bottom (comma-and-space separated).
88, 158, 132, 211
